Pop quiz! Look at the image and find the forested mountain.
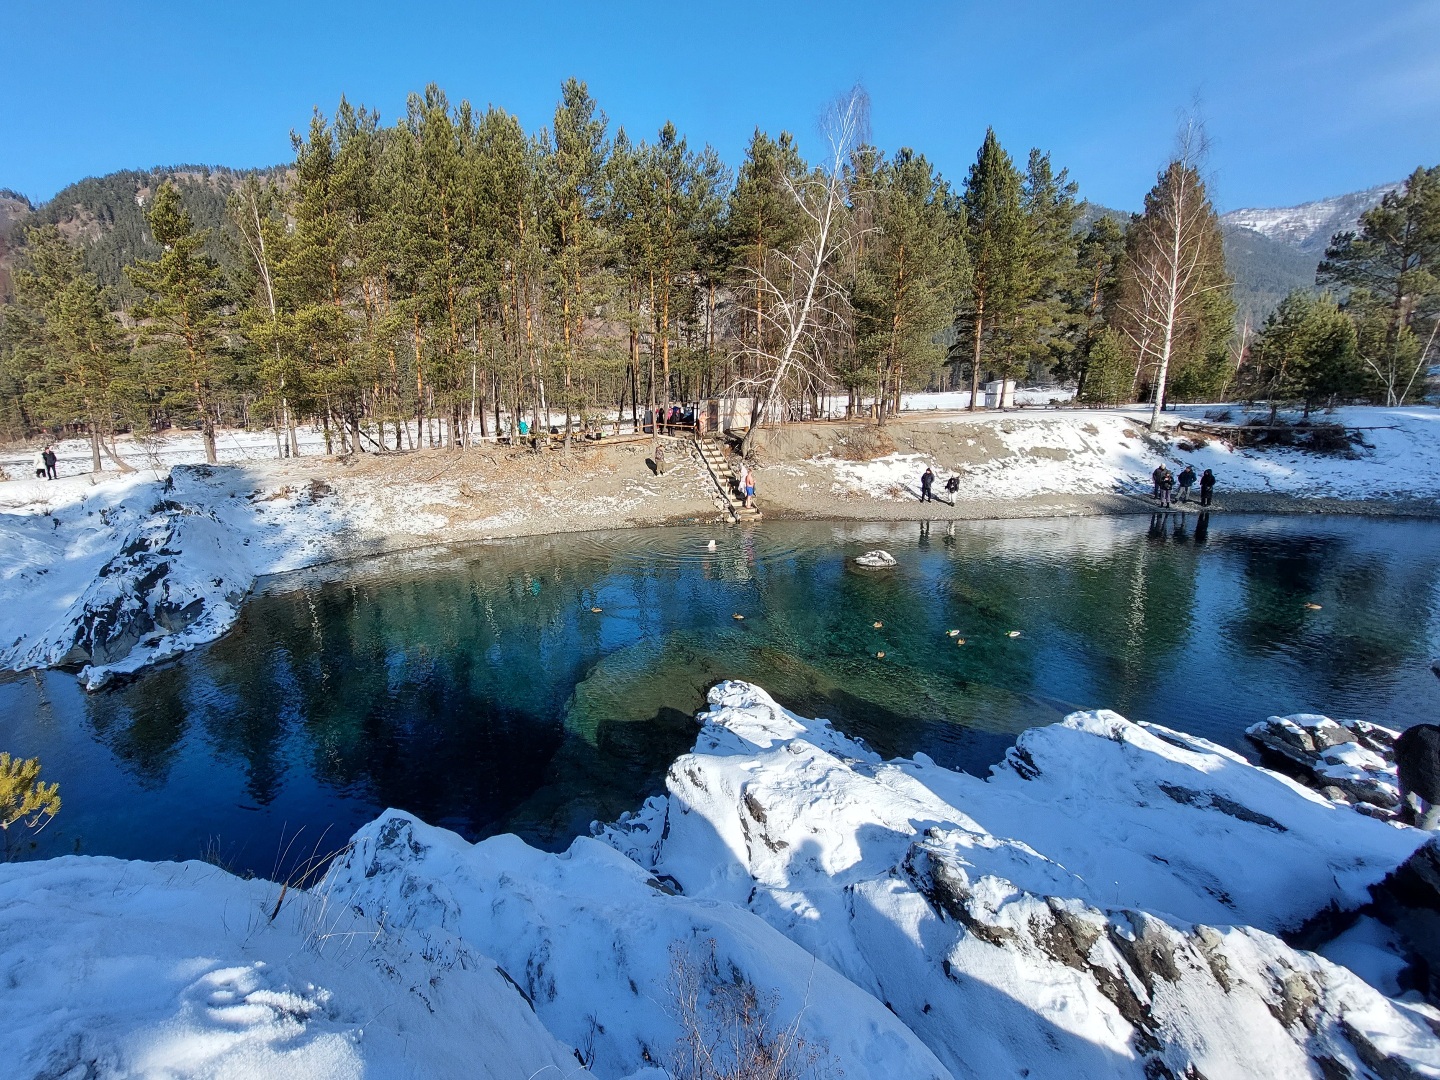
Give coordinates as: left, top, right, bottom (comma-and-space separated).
0, 166, 284, 302
1218, 183, 1399, 326
0, 189, 34, 300
1220, 224, 1325, 328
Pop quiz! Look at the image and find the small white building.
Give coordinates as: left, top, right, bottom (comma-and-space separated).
985, 379, 1016, 409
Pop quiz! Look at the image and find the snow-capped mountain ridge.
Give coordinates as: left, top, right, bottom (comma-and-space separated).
1222, 182, 1400, 253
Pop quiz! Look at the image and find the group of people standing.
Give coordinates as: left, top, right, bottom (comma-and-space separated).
919, 467, 960, 503
1152, 464, 1215, 508
31, 447, 58, 480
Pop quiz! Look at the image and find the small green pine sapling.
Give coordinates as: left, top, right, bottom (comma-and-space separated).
0, 752, 61, 855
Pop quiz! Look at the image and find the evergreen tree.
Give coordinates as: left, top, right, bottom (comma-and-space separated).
279, 111, 360, 453
0, 752, 60, 845
1076, 327, 1131, 405
727, 130, 808, 398
8, 225, 134, 470
547, 78, 611, 449
852, 148, 965, 421
954, 128, 1026, 410
1008, 149, 1081, 382
1250, 289, 1360, 417
229, 175, 301, 456
127, 180, 235, 464
1071, 214, 1128, 397
1319, 165, 1440, 405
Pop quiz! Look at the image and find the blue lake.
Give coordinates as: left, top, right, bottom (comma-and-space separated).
4, 513, 1440, 877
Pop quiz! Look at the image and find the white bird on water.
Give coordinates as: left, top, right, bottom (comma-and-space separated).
707, 539, 717, 551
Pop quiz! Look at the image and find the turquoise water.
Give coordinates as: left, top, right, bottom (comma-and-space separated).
4, 514, 1440, 876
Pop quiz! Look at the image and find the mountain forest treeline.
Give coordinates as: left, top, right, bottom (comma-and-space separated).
1, 81, 1437, 465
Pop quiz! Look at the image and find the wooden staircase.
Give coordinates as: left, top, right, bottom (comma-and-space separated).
694, 435, 760, 523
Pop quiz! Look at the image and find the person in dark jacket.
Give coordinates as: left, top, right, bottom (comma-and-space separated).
1151, 464, 1166, 500
920, 467, 935, 503
1157, 467, 1174, 508
1199, 469, 1216, 507
44, 446, 58, 480
1177, 465, 1196, 503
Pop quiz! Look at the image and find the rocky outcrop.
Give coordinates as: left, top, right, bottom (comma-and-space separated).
1247, 713, 1404, 818
602, 683, 1439, 1080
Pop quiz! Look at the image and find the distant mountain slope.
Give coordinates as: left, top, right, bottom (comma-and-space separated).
1221, 223, 1324, 328
0, 189, 34, 300
1221, 182, 1399, 253
1086, 182, 1398, 326
0, 165, 283, 301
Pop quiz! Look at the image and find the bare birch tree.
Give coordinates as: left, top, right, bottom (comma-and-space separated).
736, 88, 868, 458
1115, 123, 1229, 429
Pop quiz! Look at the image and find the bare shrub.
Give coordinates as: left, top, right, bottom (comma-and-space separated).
1301, 424, 1362, 457
833, 427, 896, 461
1203, 408, 1233, 423
1176, 437, 1208, 452
668, 939, 837, 1080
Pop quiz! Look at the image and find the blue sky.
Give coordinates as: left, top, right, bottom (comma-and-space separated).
4, 0, 1437, 211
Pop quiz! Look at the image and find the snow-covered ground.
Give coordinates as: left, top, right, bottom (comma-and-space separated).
6, 682, 1438, 1079
819, 406, 1440, 503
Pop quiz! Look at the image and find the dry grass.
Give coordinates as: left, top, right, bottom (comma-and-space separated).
832, 427, 896, 461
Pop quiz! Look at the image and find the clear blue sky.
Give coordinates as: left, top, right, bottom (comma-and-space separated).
4, 0, 1437, 211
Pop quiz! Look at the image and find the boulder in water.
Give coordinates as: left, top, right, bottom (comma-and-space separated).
854, 549, 896, 568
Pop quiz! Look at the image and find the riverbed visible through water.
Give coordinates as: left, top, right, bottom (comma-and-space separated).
5, 514, 1440, 876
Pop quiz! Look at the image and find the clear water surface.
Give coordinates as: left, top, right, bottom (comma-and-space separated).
4, 513, 1440, 876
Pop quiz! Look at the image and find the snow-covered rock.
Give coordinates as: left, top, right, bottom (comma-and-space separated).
602, 682, 1439, 1080
5, 681, 1440, 1078
853, 549, 896, 568
1247, 713, 1404, 817
323, 811, 950, 1080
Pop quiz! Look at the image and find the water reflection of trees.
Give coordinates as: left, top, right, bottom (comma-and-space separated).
72, 520, 1440, 852
1225, 532, 1440, 696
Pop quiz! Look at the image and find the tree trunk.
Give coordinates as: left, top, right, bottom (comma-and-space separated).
969, 292, 985, 412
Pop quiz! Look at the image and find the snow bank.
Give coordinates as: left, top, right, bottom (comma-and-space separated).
822, 406, 1440, 503
0, 465, 348, 689
4, 682, 1439, 1078
0, 855, 579, 1080
601, 682, 1440, 1080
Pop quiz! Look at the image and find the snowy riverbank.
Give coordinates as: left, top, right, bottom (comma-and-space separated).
5, 404, 1440, 688
4, 682, 1437, 1079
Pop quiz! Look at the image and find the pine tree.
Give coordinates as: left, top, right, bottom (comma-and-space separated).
1319, 165, 1440, 405
0, 752, 60, 844
230, 175, 301, 456
1077, 327, 1131, 405
1008, 149, 1081, 382
1250, 290, 1360, 418
547, 78, 611, 450
954, 128, 1026, 410
727, 130, 808, 401
127, 181, 233, 463
853, 148, 965, 421
9, 225, 134, 471
1071, 214, 1128, 397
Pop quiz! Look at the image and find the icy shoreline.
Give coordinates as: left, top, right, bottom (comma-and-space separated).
5, 682, 1438, 1079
